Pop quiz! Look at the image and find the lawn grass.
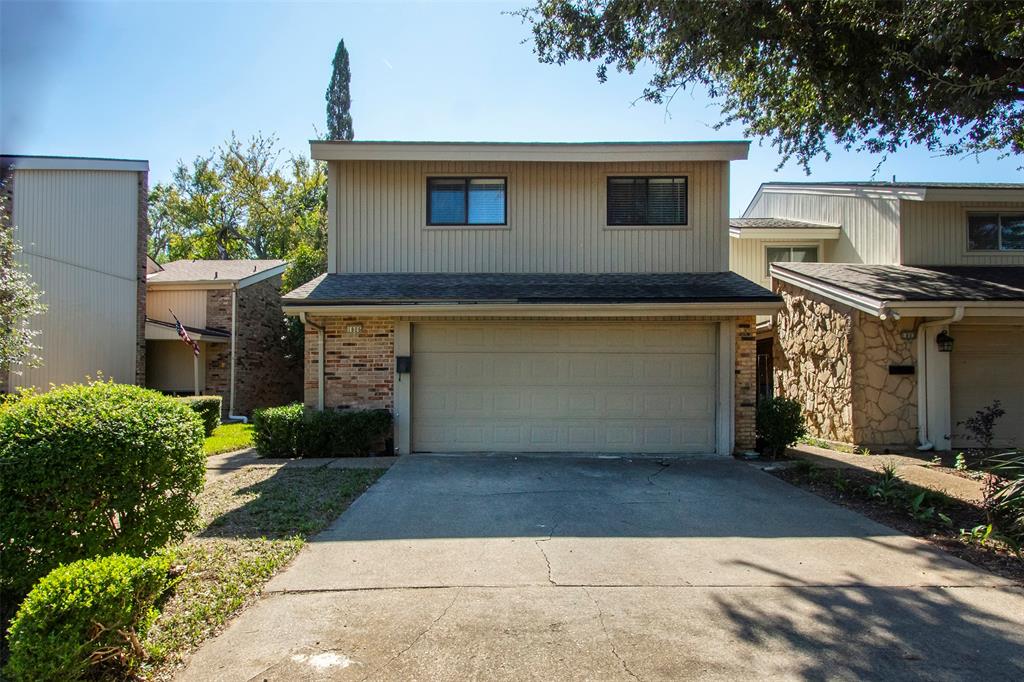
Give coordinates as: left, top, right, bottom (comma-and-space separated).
141, 464, 385, 679
203, 423, 254, 456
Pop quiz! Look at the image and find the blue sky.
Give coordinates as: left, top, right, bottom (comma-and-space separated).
2, 0, 1020, 215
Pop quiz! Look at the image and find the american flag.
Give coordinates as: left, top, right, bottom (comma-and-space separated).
170, 310, 200, 357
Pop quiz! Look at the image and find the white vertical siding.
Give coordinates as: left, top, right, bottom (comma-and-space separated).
743, 188, 901, 264
9, 169, 139, 389
332, 160, 729, 273
729, 237, 824, 290
147, 290, 207, 328
900, 200, 1024, 266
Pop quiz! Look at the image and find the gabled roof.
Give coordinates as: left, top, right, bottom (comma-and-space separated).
771, 263, 1024, 317
148, 259, 287, 288
283, 271, 779, 305
310, 140, 750, 162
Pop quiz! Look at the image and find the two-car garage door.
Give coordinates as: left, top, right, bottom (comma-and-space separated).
411, 321, 718, 454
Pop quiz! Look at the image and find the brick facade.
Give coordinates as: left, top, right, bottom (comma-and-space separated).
305, 317, 394, 410
734, 316, 757, 451
134, 171, 148, 386
204, 276, 302, 417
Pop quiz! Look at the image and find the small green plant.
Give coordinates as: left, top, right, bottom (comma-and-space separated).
956, 400, 1005, 453
929, 454, 943, 466
855, 445, 873, 456
908, 490, 936, 522
954, 453, 968, 471
792, 459, 818, 478
4, 554, 176, 681
868, 461, 903, 504
173, 395, 222, 436
960, 523, 994, 546
0, 381, 205, 596
756, 397, 807, 459
831, 469, 851, 494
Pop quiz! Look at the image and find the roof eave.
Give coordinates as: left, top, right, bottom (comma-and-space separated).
281, 300, 783, 318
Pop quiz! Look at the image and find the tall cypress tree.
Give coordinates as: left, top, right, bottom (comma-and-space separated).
326, 39, 354, 141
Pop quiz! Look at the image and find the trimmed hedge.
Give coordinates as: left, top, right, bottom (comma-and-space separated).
5, 554, 175, 681
252, 403, 392, 458
174, 395, 223, 436
756, 396, 807, 459
0, 381, 205, 596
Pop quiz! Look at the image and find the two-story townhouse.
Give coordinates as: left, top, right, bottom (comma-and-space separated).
146, 259, 300, 417
282, 141, 781, 456
732, 181, 1024, 451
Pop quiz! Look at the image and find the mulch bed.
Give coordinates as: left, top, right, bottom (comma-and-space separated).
770, 466, 1024, 587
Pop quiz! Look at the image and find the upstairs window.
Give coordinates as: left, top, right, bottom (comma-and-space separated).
967, 212, 1024, 251
766, 246, 818, 276
607, 177, 688, 226
427, 177, 506, 226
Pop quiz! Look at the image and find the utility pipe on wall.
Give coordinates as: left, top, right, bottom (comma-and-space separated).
915, 305, 964, 451
299, 312, 325, 411
228, 284, 248, 424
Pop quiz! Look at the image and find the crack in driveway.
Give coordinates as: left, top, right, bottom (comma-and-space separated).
361, 587, 462, 681
584, 587, 641, 681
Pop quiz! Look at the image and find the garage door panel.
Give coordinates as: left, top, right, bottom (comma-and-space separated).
412, 322, 718, 454
950, 324, 1024, 449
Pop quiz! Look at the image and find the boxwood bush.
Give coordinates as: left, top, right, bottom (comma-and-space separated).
0, 381, 205, 596
252, 403, 392, 458
174, 395, 223, 436
4, 553, 175, 681
756, 396, 808, 459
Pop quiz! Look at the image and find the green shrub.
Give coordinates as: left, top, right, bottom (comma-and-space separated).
251, 402, 305, 457
252, 404, 392, 458
301, 408, 393, 458
5, 554, 175, 681
174, 395, 222, 436
0, 381, 205, 596
756, 396, 807, 459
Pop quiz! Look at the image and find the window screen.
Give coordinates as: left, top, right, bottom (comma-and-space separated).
968, 212, 1024, 251
607, 177, 687, 225
427, 178, 506, 225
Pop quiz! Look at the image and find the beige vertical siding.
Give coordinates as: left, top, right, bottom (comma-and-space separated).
332, 160, 729, 273
147, 290, 208, 328
900, 200, 1024, 266
10, 169, 138, 389
743, 188, 901, 264
145, 340, 206, 393
729, 237, 823, 290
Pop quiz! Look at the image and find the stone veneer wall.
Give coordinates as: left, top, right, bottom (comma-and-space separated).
850, 313, 918, 447
734, 316, 757, 451
304, 317, 394, 410
773, 282, 856, 442
134, 171, 148, 386
205, 275, 302, 417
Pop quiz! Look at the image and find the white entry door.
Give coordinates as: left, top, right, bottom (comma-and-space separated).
411, 321, 718, 454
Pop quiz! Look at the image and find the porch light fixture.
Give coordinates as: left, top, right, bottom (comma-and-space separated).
936, 330, 954, 353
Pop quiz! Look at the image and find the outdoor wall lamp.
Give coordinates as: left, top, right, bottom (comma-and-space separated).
936, 330, 954, 353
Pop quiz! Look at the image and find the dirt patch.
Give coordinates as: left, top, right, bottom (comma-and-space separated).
771, 466, 1023, 587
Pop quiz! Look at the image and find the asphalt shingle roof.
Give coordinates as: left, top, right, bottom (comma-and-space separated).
772, 263, 1024, 302
283, 272, 779, 305
729, 217, 839, 230
148, 259, 286, 284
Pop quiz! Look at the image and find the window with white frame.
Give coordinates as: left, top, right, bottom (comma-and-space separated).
967, 212, 1024, 251
765, 246, 818, 276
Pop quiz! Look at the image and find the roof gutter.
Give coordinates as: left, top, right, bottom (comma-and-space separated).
281, 300, 783, 318
770, 265, 887, 316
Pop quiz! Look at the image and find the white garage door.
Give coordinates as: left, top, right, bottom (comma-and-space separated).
950, 324, 1024, 449
411, 321, 718, 454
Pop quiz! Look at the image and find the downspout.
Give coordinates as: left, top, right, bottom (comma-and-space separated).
227, 283, 248, 423
299, 312, 325, 411
915, 305, 964, 451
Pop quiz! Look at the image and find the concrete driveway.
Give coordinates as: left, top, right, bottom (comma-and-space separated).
180, 455, 1024, 681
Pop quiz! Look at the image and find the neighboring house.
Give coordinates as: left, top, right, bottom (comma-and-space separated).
735, 181, 1024, 451
282, 141, 781, 456
0, 155, 149, 392
146, 259, 301, 418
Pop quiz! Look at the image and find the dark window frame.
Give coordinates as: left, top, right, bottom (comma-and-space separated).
426, 176, 508, 227
765, 245, 819, 277
606, 176, 689, 227
966, 211, 1024, 252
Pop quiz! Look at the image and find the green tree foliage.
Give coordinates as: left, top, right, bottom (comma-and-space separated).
0, 175, 46, 378
147, 133, 328, 270
327, 39, 355, 141
520, 1, 1024, 168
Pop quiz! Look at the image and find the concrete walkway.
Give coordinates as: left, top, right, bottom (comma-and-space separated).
785, 443, 986, 504
180, 454, 1023, 681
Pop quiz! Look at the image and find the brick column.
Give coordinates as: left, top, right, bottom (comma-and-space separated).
734, 316, 757, 451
